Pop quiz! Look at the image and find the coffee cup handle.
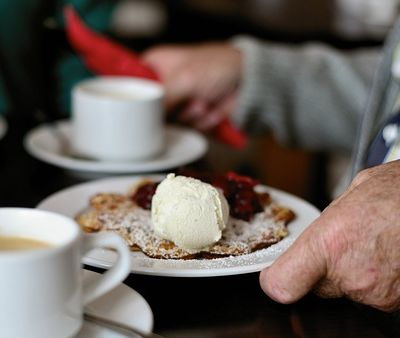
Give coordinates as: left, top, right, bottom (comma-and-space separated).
81, 232, 131, 305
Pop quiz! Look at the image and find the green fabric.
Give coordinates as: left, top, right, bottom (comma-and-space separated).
0, 0, 117, 117
0, 0, 48, 116
56, 54, 93, 114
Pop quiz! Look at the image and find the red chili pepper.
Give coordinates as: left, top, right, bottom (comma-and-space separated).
64, 5, 247, 149
64, 5, 159, 80
212, 118, 247, 149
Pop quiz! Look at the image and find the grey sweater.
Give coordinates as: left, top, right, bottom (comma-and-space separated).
234, 24, 400, 334
232, 23, 400, 177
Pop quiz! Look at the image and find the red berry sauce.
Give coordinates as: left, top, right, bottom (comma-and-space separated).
131, 171, 264, 221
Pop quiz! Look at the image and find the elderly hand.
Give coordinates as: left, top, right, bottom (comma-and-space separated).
260, 160, 400, 312
142, 42, 242, 131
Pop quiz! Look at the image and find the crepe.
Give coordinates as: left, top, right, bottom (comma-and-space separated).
76, 176, 295, 260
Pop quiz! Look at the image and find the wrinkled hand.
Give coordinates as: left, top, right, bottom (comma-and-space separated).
260, 160, 400, 312
142, 42, 242, 131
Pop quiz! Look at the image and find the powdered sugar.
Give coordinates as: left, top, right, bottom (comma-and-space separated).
91, 200, 288, 260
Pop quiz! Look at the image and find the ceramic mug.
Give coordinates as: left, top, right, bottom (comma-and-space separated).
0, 207, 131, 338
71, 76, 165, 161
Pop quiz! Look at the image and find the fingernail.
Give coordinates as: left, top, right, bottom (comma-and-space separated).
270, 286, 294, 304
260, 271, 294, 304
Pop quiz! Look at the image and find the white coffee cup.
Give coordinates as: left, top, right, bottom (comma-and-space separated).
72, 76, 165, 161
0, 207, 131, 338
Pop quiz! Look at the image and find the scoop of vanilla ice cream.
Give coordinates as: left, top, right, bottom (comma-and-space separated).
151, 174, 229, 250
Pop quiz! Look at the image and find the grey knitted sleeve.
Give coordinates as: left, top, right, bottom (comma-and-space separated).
231, 36, 381, 152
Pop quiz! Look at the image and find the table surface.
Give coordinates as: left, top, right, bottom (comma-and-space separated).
0, 117, 395, 338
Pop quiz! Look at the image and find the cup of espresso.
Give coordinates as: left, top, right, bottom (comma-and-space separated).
0, 207, 131, 338
71, 76, 165, 161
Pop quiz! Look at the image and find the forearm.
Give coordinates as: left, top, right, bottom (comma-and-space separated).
232, 36, 381, 152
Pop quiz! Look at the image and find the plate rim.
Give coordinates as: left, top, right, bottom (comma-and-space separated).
37, 175, 320, 277
24, 120, 208, 173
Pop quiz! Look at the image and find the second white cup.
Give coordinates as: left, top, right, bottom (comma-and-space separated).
72, 76, 165, 161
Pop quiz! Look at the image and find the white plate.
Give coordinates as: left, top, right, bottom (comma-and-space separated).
24, 120, 208, 174
37, 175, 320, 277
77, 269, 153, 338
0, 116, 7, 140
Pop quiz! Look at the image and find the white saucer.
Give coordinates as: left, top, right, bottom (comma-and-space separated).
0, 116, 7, 140
24, 120, 208, 174
77, 269, 153, 338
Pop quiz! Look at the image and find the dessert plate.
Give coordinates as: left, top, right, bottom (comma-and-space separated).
37, 175, 320, 277
24, 120, 208, 174
0, 116, 7, 140
77, 269, 153, 338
